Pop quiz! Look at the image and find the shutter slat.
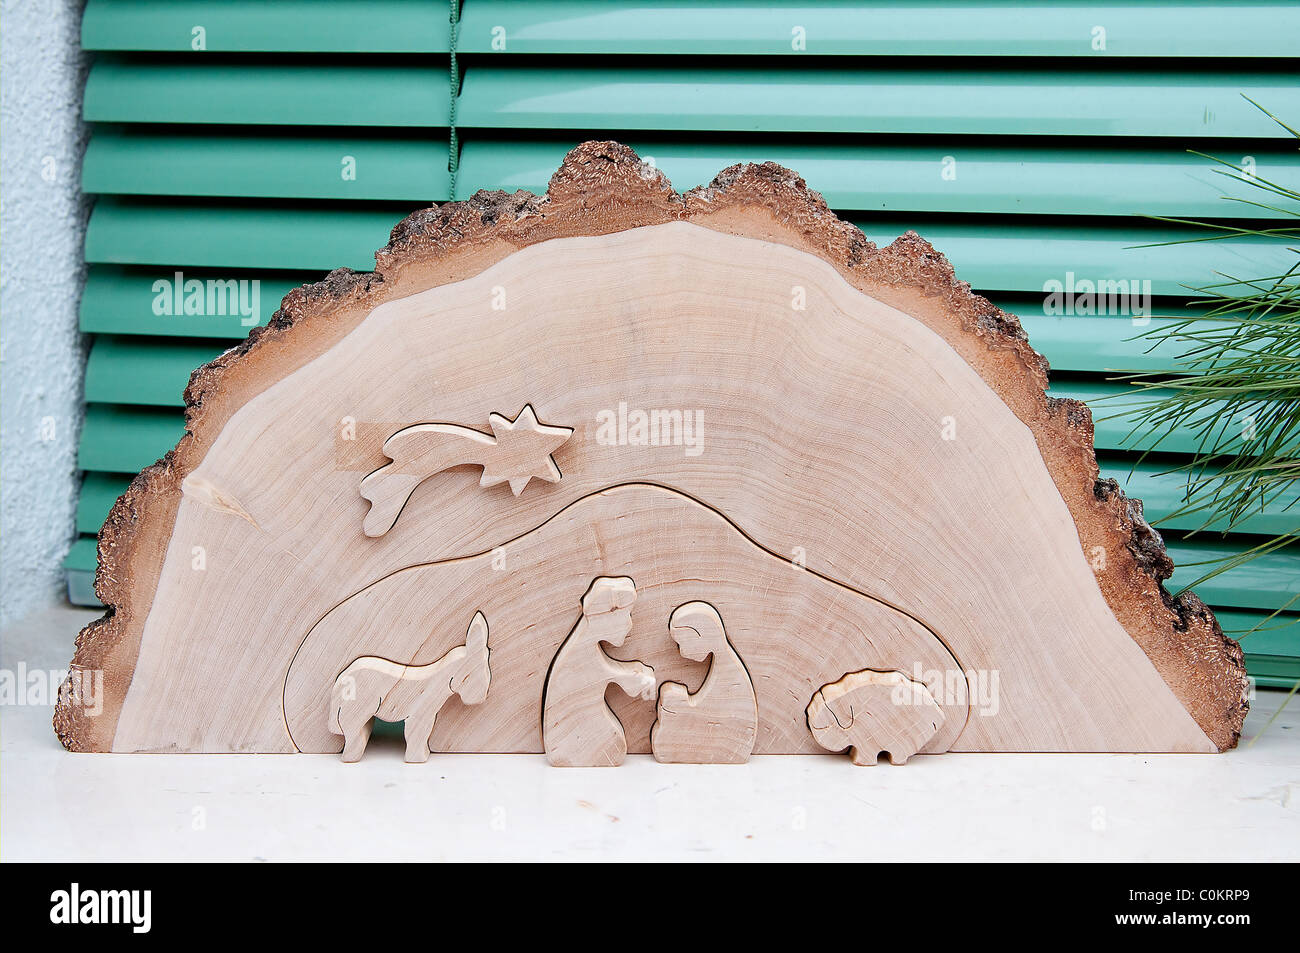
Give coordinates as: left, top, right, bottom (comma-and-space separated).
84, 57, 452, 126
458, 66, 1300, 138
85, 131, 1300, 219
1019, 310, 1212, 373
81, 266, 301, 337
83, 0, 452, 52
86, 60, 1300, 138
82, 1, 1300, 58
85, 200, 403, 271
76, 472, 135, 534
64, 537, 98, 573
453, 1, 1300, 57
1166, 542, 1300, 612
853, 222, 1294, 298
79, 404, 181, 473
83, 200, 1297, 296
1253, 672, 1300, 689
1099, 462, 1298, 538
1218, 610, 1300, 686
1218, 611, 1300, 653
85, 335, 234, 405
84, 130, 451, 201
1048, 379, 1271, 456
458, 138, 1300, 218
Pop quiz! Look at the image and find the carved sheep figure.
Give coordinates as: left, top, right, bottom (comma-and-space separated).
806, 669, 945, 765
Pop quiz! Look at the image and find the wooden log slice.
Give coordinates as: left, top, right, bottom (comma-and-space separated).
55, 142, 1247, 755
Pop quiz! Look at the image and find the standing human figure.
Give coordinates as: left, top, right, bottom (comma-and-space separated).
542, 576, 657, 766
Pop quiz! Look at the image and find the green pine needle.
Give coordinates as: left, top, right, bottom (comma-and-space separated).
1109, 98, 1298, 702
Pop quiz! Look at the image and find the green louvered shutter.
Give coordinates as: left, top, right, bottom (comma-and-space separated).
71, 0, 1299, 687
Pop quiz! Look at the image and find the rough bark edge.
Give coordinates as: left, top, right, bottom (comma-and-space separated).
55, 140, 1248, 752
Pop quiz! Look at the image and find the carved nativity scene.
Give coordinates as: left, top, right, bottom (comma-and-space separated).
56, 143, 1248, 766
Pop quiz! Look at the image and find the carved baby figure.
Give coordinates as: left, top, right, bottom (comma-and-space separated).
328, 611, 491, 762
542, 576, 657, 766
650, 602, 757, 764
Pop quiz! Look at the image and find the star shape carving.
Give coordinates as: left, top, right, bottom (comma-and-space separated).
478, 404, 575, 495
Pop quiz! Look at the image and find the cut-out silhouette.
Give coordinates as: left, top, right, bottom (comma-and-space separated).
542, 576, 656, 766
650, 602, 758, 763
329, 611, 491, 762
806, 669, 945, 765
361, 404, 574, 536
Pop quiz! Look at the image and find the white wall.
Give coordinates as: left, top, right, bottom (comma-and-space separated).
0, 0, 90, 627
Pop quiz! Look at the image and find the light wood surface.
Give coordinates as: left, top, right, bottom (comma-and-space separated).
283, 485, 969, 756
361, 405, 573, 537
807, 669, 946, 765
542, 576, 656, 767
56, 142, 1246, 757
329, 611, 490, 762
651, 602, 757, 764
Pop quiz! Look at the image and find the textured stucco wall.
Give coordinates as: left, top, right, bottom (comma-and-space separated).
1, 0, 90, 627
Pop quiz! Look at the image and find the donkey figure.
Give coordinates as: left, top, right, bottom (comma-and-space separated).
328, 611, 491, 762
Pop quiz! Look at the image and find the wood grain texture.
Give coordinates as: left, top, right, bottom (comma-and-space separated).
807, 669, 945, 765
328, 610, 490, 763
651, 602, 757, 764
361, 405, 573, 537
282, 485, 969, 756
55, 141, 1247, 756
542, 576, 656, 767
